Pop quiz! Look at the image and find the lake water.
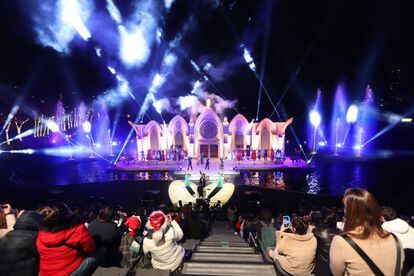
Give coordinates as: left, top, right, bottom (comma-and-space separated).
1, 154, 412, 204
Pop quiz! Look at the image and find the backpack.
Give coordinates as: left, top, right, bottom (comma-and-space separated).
259, 222, 276, 251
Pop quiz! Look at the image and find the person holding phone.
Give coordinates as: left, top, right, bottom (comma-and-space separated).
143, 211, 185, 271
270, 216, 317, 276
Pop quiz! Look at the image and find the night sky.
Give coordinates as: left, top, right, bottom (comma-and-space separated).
0, 0, 412, 123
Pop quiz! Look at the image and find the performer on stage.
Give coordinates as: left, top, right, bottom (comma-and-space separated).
207, 172, 224, 200
146, 149, 152, 164
217, 172, 224, 188
264, 149, 268, 163
270, 148, 275, 162
184, 172, 195, 196
237, 150, 242, 164
251, 149, 257, 165
219, 157, 224, 170
205, 156, 210, 170
198, 172, 206, 199
187, 156, 193, 170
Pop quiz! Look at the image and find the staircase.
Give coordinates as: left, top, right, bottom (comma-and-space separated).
182, 222, 276, 276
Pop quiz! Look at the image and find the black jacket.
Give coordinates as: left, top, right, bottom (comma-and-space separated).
0, 211, 43, 276
313, 226, 339, 276
88, 219, 122, 266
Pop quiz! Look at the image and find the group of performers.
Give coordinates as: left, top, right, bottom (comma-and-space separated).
142, 147, 188, 162
184, 170, 225, 200
230, 148, 283, 163
141, 147, 286, 166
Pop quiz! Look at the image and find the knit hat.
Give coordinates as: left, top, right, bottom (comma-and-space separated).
125, 216, 141, 236
146, 211, 168, 243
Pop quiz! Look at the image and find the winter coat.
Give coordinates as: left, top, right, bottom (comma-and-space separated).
143, 220, 184, 271
312, 226, 340, 276
0, 211, 43, 276
36, 224, 96, 276
382, 218, 414, 249
276, 232, 317, 276
87, 219, 122, 266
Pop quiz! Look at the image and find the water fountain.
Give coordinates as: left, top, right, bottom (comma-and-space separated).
330, 84, 347, 156
308, 88, 323, 154
357, 85, 376, 155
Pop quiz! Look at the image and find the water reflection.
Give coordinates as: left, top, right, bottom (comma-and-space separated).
306, 172, 320, 194
3, 155, 399, 197
240, 170, 288, 191
112, 171, 174, 182
350, 165, 362, 188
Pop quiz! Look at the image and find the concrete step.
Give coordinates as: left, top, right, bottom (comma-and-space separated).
192, 252, 263, 263
182, 262, 277, 275
204, 236, 244, 242
196, 245, 255, 253
208, 234, 242, 239
200, 241, 250, 247
210, 231, 235, 235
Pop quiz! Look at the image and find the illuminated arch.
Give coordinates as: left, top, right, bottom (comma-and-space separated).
228, 114, 249, 150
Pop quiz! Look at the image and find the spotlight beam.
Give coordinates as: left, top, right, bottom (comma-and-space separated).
0, 129, 35, 145
114, 113, 142, 164
256, 10, 271, 121
363, 109, 414, 146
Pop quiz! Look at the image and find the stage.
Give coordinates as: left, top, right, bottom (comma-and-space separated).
109, 157, 313, 180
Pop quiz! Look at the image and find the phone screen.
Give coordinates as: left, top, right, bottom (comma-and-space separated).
283, 215, 291, 227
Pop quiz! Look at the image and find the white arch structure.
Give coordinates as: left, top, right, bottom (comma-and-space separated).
129, 109, 293, 158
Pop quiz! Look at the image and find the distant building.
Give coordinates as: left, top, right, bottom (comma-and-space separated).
129, 108, 293, 158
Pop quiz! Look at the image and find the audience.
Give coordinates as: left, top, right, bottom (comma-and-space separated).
270, 216, 317, 276
381, 206, 414, 274
308, 210, 322, 233
2, 186, 414, 275
142, 210, 185, 272
330, 188, 405, 276
119, 215, 144, 270
36, 202, 104, 276
313, 214, 340, 275
256, 208, 276, 260
87, 206, 123, 266
381, 206, 414, 249
0, 210, 43, 276
0, 204, 16, 240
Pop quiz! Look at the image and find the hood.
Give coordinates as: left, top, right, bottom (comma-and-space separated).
14, 211, 43, 231
284, 232, 315, 241
38, 225, 78, 247
382, 218, 410, 234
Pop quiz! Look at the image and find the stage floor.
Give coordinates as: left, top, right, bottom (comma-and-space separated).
109, 158, 313, 180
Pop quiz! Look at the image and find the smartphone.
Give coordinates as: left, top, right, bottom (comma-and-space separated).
283, 215, 291, 228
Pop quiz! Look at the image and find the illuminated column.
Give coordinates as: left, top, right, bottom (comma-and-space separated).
222, 117, 229, 157
188, 119, 195, 156
136, 136, 140, 160
162, 123, 168, 150
251, 123, 259, 149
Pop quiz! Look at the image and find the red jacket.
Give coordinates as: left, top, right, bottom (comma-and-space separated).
36, 224, 96, 276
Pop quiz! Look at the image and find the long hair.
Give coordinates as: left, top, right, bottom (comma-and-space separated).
342, 188, 389, 239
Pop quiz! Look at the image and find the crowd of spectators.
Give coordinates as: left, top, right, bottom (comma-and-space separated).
233, 188, 414, 276
0, 200, 216, 275
1, 188, 414, 275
